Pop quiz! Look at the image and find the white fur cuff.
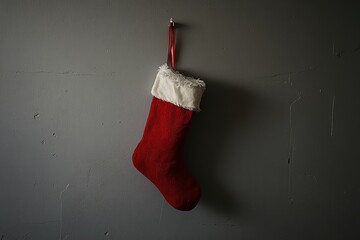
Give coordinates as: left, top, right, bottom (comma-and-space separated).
151, 64, 206, 112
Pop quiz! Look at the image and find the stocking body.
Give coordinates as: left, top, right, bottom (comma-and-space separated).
133, 97, 201, 211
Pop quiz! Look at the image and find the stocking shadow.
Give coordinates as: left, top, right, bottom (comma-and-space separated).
182, 73, 254, 217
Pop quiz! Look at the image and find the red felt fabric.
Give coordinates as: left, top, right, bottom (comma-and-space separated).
132, 97, 201, 211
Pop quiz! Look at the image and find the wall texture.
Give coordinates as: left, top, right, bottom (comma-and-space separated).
1, 0, 360, 239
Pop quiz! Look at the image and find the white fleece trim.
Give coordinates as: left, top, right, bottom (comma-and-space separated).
151, 64, 206, 112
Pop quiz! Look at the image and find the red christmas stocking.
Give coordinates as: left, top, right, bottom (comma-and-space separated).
132, 64, 206, 211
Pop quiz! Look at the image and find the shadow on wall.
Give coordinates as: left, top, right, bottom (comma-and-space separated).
181, 72, 254, 217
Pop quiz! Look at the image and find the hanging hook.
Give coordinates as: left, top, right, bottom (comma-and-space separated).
169, 18, 174, 27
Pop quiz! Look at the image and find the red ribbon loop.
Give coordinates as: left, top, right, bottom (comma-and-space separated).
167, 20, 176, 70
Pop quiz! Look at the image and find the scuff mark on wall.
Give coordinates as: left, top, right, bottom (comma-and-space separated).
59, 184, 70, 240
158, 198, 165, 226
288, 72, 293, 86
304, 172, 319, 184
271, 73, 281, 78
199, 222, 241, 228
16, 70, 95, 76
22, 232, 31, 240
287, 76, 302, 205
330, 96, 335, 137
257, 65, 319, 82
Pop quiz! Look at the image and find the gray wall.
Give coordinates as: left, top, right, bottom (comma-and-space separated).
1, 0, 360, 239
